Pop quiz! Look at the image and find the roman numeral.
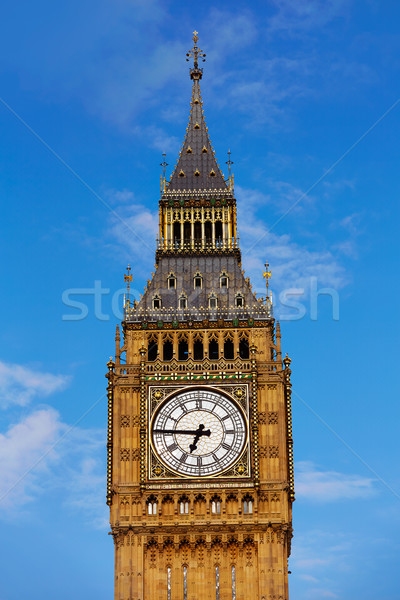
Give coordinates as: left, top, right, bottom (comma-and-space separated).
221, 442, 230, 451
197, 457, 202, 468
167, 443, 178, 452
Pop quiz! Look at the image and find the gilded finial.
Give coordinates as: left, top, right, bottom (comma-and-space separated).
160, 152, 168, 194
263, 261, 273, 317
186, 31, 206, 80
226, 149, 234, 192
124, 264, 133, 315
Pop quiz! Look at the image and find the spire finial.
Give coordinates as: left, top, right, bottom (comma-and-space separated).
160, 152, 168, 193
263, 260, 273, 317
186, 31, 206, 80
226, 149, 234, 192
124, 264, 133, 316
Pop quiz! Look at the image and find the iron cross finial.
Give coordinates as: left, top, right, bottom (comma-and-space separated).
124, 264, 133, 314
186, 31, 206, 75
160, 152, 168, 178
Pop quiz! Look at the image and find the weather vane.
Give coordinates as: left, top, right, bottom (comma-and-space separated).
186, 31, 206, 77
263, 261, 273, 317
124, 264, 133, 314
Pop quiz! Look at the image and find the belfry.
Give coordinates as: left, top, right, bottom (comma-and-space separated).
106, 32, 294, 600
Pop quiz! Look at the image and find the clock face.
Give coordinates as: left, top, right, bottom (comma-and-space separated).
150, 387, 247, 477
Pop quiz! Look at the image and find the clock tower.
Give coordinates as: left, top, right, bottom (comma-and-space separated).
106, 33, 294, 600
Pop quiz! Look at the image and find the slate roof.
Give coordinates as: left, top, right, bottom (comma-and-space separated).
167, 78, 228, 193
129, 256, 268, 322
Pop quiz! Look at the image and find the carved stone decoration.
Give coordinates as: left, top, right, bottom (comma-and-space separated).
258, 411, 267, 425
131, 415, 140, 426
120, 415, 130, 427
269, 445, 279, 458
267, 383, 277, 390
259, 446, 269, 458
268, 411, 278, 424
120, 448, 130, 461
132, 448, 140, 461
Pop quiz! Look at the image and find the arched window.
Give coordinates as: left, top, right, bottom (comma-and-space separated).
224, 336, 234, 360
153, 295, 161, 309
168, 274, 176, 289
243, 495, 254, 514
173, 222, 181, 245
193, 336, 204, 360
239, 336, 250, 359
179, 294, 187, 310
220, 272, 229, 288
209, 294, 218, 309
211, 495, 222, 515
235, 293, 244, 308
178, 336, 188, 361
148, 335, 158, 361
179, 495, 189, 514
215, 220, 223, 244
147, 495, 158, 515
194, 272, 202, 289
184, 221, 191, 244
205, 221, 212, 244
194, 221, 202, 244
163, 338, 173, 361
209, 337, 219, 360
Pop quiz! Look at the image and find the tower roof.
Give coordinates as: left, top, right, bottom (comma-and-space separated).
167, 34, 228, 194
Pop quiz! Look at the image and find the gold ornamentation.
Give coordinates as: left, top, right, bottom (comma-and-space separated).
120, 448, 130, 461
120, 415, 130, 427
269, 445, 279, 458
268, 411, 278, 424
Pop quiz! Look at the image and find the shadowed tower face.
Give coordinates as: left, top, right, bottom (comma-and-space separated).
106, 31, 294, 600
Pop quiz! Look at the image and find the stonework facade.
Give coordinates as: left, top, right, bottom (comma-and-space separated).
106, 33, 294, 600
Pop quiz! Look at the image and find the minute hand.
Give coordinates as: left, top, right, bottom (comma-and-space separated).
153, 429, 211, 435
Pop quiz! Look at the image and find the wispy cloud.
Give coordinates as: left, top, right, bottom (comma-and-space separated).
295, 461, 376, 502
0, 404, 107, 528
0, 407, 65, 509
236, 186, 348, 298
0, 360, 70, 408
106, 188, 158, 277
268, 0, 349, 35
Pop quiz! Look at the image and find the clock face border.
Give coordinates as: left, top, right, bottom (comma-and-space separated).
147, 384, 251, 481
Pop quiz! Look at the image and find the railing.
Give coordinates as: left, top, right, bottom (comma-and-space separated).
156, 238, 240, 252
115, 358, 279, 376
125, 305, 269, 322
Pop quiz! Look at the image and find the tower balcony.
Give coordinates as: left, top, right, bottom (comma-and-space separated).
156, 237, 241, 261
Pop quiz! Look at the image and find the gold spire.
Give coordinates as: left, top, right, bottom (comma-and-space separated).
160, 152, 168, 194
186, 31, 206, 79
263, 261, 273, 317
124, 264, 133, 315
226, 149, 234, 192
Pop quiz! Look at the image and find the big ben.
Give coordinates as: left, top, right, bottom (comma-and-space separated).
106, 32, 294, 600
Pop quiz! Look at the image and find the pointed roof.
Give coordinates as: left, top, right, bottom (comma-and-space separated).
167, 34, 228, 193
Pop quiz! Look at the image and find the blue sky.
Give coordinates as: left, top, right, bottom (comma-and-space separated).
1, 1, 400, 598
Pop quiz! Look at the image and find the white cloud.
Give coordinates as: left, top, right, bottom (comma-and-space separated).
295, 461, 376, 502
0, 405, 107, 528
0, 360, 70, 408
0, 408, 65, 509
268, 0, 349, 34
106, 189, 158, 278
236, 186, 348, 304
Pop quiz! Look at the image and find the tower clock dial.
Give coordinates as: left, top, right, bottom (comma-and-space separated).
151, 387, 247, 477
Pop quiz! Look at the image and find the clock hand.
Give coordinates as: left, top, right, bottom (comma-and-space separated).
189, 424, 211, 453
153, 429, 210, 435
